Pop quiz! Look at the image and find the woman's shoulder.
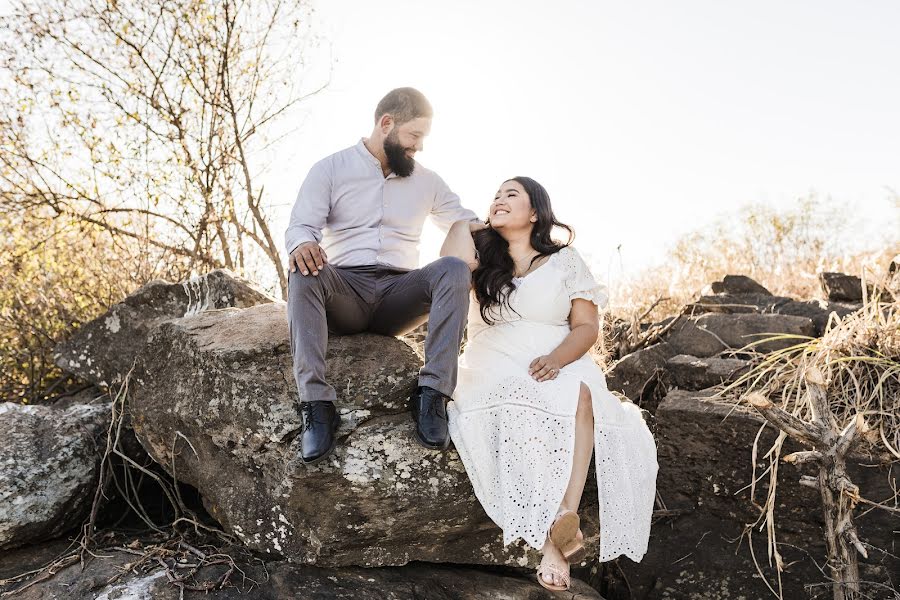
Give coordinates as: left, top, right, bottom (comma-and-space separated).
549, 244, 586, 268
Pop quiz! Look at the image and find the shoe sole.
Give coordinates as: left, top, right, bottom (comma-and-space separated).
300, 437, 338, 465
549, 511, 580, 552
413, 428, 451, 450
563, 542, 587, 563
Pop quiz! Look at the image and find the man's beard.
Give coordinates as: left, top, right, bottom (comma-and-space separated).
383, 131, 416, 177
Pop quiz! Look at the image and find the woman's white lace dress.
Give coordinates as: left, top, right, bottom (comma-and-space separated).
447, 245, 658, 563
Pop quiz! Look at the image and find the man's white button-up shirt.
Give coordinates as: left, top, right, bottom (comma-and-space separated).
285, 139, 478, 270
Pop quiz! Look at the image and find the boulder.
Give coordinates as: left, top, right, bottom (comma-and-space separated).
665, 354, 750, 390
709, 274, 772, 295
773, 299, 862, 336
663, 313, 815, 357
688, 293, 793, 314
0, 402, 109, 550
817, 271, 893, 303
128, 302, 605, 568
0, 540, 603, 599
605, 343, 676, 401
606, 389, 899, 600
819, 272, 866, 302
54, 269, 276, 386
688, 294, 861, 337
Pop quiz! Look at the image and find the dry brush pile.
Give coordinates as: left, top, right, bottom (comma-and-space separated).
712, 277, 899, 600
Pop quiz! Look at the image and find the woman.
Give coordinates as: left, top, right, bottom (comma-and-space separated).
440, 177, 658, 591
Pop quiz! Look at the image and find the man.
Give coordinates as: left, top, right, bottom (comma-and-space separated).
285, 87, 480, 465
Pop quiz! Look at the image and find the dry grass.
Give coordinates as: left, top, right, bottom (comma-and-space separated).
607, 196, 900, 326
701, 274, 900, 599
712, 289, 900, 462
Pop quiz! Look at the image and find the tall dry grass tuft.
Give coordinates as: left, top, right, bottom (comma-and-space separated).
708, 273, 899, 599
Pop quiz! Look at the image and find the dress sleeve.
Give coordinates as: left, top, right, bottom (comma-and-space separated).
560, 246, 609, 309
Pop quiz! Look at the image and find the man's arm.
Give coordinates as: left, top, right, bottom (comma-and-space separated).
285, 159, 332, 275
429, 172, 480, 233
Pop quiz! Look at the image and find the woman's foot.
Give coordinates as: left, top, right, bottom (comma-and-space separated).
536, 539, 570, 590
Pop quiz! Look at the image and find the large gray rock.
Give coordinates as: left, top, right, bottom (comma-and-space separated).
0, 402, 109, 550
773, 298, 862, 336
0, 540, 603, 599
604, 389, 899, 600
688, 293, 793, 314
54, 269, 276, 386
605, 343, 676, 401
709, 274, 772, 295
666, 354, 750, 390
128, 302, 605, 568
819, 271, 866, 302
689, 294, 861, 337
663, 313, 816, 356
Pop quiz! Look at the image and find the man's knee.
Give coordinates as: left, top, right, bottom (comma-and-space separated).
288, 264, 334, 299
434, 256, 472, 290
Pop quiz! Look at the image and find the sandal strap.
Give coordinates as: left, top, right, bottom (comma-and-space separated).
537, 563, 571, 586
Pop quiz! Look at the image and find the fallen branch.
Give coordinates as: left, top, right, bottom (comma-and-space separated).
745, 367, 871, 600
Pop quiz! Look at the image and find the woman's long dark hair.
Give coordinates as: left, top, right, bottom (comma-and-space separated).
472, 176, 574, 324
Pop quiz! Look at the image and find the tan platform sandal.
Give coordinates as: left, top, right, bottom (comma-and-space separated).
536, 561, 571, 591
561, 528, 586, 563
549, 510, 586, 563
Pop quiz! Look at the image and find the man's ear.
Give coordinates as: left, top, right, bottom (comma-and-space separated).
380, 114, 394, 135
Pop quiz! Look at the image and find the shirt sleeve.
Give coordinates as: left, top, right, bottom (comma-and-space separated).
561, 246, 609, 309
284, 158, 332, 255
428, 172, 479, 233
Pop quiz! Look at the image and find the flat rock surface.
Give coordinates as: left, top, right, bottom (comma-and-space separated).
54, 269, 276, 386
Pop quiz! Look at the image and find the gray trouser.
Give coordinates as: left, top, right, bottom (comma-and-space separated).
286, 256, 471, 404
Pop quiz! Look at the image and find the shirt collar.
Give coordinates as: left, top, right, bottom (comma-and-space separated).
356, 138, 382, 167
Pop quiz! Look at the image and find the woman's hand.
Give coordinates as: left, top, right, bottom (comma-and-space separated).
529, 354, 562, 382
469, 219, 489, 233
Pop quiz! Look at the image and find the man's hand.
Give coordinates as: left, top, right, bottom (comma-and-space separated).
289, 241, 328, 276
529, 354, 562, 382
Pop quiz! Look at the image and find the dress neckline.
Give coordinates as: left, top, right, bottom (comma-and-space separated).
512, 252, 557, 283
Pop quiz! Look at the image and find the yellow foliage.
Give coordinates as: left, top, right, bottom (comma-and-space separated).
0, 210, 191, 403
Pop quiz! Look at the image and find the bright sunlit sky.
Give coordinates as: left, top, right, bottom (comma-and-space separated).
258, 0, 899, 290
3, 0, 898, 293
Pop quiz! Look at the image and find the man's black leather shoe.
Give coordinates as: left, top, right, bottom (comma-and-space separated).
409, 386, 451, 449
299, 401, 340, 464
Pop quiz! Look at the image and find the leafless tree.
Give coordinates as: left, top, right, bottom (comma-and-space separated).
0, 0, 328, 298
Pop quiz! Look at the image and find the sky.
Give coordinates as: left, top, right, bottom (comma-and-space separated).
257, 0, 899, 291
3, 0, 898, 293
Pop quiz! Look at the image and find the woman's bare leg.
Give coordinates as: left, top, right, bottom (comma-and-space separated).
560, 383, 595, 512
539, 383, 595, 587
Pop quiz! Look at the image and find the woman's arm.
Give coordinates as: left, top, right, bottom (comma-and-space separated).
529, 299, 600, 381
439, 219, 486, 271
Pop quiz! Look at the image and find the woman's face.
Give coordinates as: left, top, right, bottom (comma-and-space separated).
488, 180, 535, 231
